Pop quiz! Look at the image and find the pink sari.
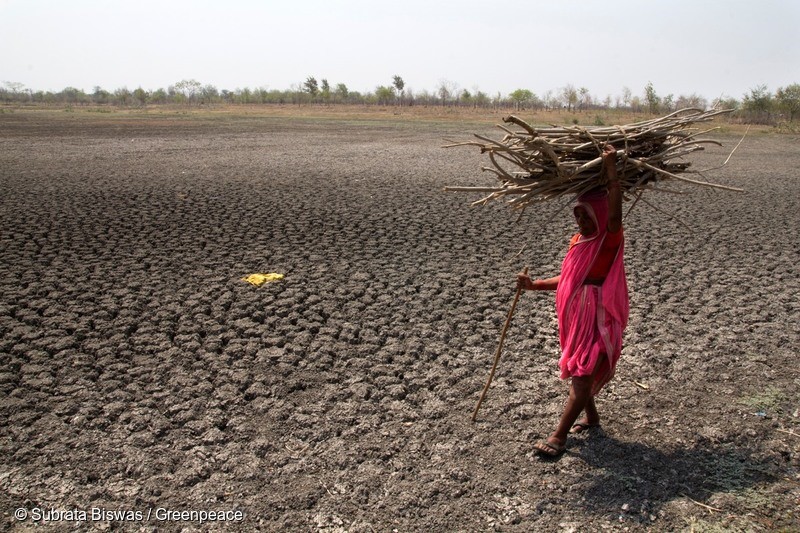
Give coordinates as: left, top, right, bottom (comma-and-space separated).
554, 190, 629, 395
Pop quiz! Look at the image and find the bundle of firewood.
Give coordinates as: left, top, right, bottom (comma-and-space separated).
444, 108, 742, 213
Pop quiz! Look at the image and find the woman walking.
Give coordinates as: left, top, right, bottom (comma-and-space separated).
517, 144, 629, 456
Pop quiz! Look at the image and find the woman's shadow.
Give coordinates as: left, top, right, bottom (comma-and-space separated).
566, 431, 778, 520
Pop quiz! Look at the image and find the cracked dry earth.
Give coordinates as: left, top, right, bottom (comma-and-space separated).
0, 110, 798, 532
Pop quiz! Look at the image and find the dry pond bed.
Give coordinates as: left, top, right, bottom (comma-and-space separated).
0, 109, 798, 531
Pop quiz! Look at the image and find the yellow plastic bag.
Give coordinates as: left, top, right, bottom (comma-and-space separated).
241, 273, 284, 287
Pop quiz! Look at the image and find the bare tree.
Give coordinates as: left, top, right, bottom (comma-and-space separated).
542, 89, 553, 110
711, 94, 739, 111
113, 87, 131, 106
621, 86, 632, 109
561, 84, 578, 112
201, 84, 219, 104
578, 86, 591, 111
676, 93, 707, 110
3, 81, 26, 97
437, 79, 458, 106
174, 79, 202, 104
287, 83, 301, 105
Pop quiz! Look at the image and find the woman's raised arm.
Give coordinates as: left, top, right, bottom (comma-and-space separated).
604, 144, 622, 233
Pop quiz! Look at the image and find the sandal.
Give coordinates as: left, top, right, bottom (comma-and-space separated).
533, 438, 566, 457
570, 420, 600, 434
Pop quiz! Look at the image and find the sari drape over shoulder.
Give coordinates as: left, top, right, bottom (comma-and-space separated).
554, 190, 629, 395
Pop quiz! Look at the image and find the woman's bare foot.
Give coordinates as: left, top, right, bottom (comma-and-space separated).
570, 418, 600, 434
533, 434, 566, 456
570, 396, 601, 433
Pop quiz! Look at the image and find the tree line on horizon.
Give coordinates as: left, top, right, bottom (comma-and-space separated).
2, 76, 799, 125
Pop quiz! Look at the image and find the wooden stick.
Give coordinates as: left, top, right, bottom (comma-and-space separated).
683, 494, 722, 513
443, 186, 506, 193
699, 125, 750, 172
471, 267, 528, 423
503, 115, 538, 137
629, 159, 745, 192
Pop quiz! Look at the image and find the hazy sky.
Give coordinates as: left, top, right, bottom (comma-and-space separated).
1, 0, 798, 101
